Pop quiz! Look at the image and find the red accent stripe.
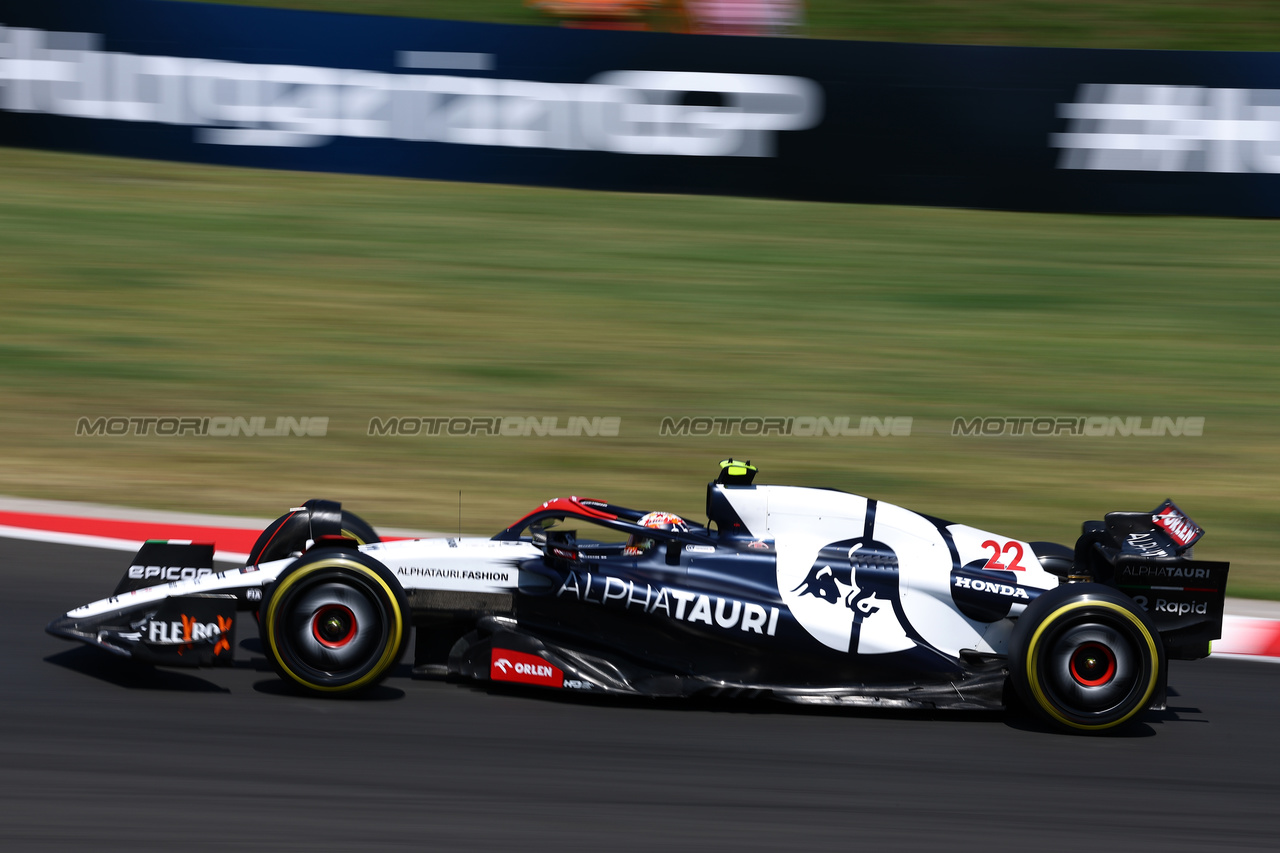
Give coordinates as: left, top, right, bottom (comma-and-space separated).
251, 510, 297, 561
0, 510, 263, 553
0, 509, 406, 557
504, 496, 618, 532
1260, 631, 1280, 659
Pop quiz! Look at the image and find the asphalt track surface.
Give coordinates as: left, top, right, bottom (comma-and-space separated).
5, 537, 1279, 852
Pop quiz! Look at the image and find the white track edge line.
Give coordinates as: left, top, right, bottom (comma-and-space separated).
1209, 652, 1280, 664
0, 525, 249, 564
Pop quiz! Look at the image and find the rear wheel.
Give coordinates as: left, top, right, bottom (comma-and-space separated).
260, 549, 409, 694
1009, 583, 1164, 732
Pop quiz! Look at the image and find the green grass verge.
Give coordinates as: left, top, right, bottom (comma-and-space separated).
1, 147, 1276, 595
181, 0, 1280, 51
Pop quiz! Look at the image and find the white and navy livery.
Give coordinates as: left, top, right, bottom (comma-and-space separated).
47, 463, 1229, 732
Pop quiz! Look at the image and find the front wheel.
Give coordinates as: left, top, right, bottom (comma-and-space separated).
1009, 583, 1165, 733
260, 549, 409, 694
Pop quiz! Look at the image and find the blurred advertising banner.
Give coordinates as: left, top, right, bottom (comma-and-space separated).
2, 0, 1279, 215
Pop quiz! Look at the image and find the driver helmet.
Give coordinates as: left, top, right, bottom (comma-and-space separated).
623, 511, 689, 556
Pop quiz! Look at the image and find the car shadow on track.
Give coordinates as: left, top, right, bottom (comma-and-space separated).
444, 678, 1179, 737
250, 662, 413, 701
451, 677, 1009, 724
1000, 702, 1157, 737
44, 646, 230, 693
251, 679, 406, 701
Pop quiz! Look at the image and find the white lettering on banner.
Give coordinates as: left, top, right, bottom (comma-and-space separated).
556, 571, 780, 636
395, 567, 513, 582
1125, 533, 1169, 557
952, 576, 1030, 599
1155, 599, 1208, 617
1054, 84, 1280, 173
128, 565, 214, 583
1153, 507, 1199, 546
514, 661, 554, 677
1123, 564, 1212, 581
0, 26, 823, 156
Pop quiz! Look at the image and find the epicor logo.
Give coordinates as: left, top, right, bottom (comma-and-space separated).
490, 649, 564, 688
128, 565, 214, 582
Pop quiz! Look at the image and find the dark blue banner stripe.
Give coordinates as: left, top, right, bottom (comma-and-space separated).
2, 0, 1278, 215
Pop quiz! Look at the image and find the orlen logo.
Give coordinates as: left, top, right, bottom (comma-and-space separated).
146, 614, 233, 657
1152, 505, 1201, 547
128, 565, 214, 582
490, 649, 564, 688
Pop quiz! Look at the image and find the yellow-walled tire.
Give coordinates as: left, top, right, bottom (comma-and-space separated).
1009, 583, 1165, 733
260, 549, 409, 694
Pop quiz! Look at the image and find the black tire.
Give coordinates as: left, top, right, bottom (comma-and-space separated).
1009, 583, 1165, 733
260, 549, 409, 694
248, 499, 380, 566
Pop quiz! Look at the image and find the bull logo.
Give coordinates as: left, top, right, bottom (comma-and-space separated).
788, 540, 890, 614
793, 564, 842, 602
786, 538, 912, 655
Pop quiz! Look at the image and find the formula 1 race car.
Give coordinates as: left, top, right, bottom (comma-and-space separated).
47, 460, 1229, 732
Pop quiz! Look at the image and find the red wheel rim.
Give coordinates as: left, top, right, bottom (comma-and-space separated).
311, 604, 358, 649
1069, 641, 1117, 687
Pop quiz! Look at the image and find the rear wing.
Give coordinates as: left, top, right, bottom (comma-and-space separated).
1075, 500, 1228, 660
